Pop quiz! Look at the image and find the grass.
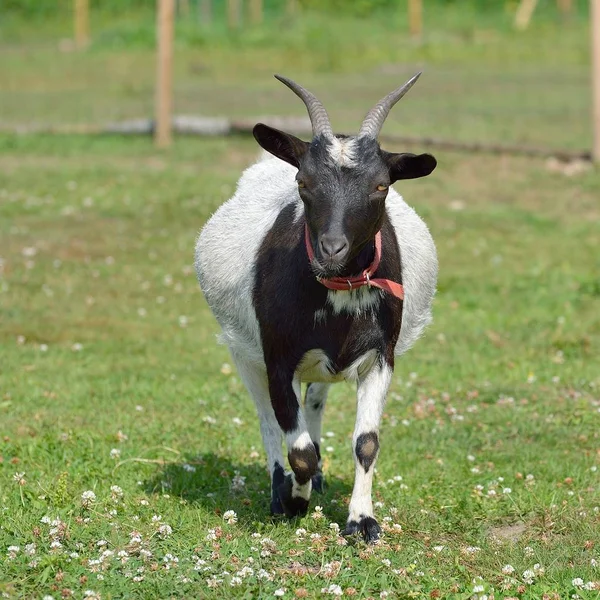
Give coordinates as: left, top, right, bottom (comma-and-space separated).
1, 6, 600, 598
1, 131, 599, 598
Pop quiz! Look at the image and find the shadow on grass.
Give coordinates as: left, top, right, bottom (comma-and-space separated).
146, 452, 352, 529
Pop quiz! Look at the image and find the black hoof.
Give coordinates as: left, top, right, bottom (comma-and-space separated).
312, 472, 325, 493
277, 474, 309, 518
342, 516, 381, 544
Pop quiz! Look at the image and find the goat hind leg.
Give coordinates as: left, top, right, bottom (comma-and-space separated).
304, 382, 330, 492
231, 352, 285, 515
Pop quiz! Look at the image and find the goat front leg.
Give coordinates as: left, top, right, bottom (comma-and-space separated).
342, 358, 392, 543
267, 366, 319, 518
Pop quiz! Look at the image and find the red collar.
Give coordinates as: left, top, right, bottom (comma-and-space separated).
304, 224, 404, 300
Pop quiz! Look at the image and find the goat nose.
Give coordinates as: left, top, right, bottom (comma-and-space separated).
319, 235, 349, 260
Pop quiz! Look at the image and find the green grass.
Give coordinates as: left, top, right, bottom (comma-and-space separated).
0, 130, 599, 598
1, 6, 600, 597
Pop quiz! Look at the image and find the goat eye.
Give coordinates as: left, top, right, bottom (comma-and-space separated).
297, 181, 305, 189
376, 184, 388, 192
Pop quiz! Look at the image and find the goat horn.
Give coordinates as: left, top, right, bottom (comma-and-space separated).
274, 74, 334, 139
358, 72, 422, 139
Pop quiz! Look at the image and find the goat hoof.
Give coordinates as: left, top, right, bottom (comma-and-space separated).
342, 516, 381, 544
312, 472, 325, 493
276, 474, 309, 518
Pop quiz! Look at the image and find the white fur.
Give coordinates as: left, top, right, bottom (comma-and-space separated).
231, 351, 283, 476
326, 286, 383, 316
292, 476, 312, 500
348, 363, 392, 522
328, 137, 357, 168
195, 152, 437, 364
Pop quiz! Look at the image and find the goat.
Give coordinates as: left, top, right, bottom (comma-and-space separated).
195, 73, 438, 542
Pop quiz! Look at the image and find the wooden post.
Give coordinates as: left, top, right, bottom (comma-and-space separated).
408, 0, 423, 39
155, 0, 175, 148
199, 0, 212, 25
227, 0, 242, 28
74, 0, 90, 49
515, 0, 539, 30
250, 0, 263, 24
593, 0, 600, 162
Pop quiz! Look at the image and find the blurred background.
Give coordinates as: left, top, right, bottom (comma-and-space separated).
0, 0, 594, 150
2, 3, 600, 598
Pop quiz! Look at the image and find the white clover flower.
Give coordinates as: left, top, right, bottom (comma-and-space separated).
231, 472, 246, 492
182, 463, 196, 472
321, 584, 343, 596
329, 522, 340, 533
524, 546, 535, 557
583, 582, 595, 591
502, 564, 515, 575
295, 528, 307, 537
433, 545, 444, 552
109, 448, 121, 459
223, 510, 238, 524
503, 487, 512, 494
572, 578, 584, 588
110, 485, 123, 497
312, 505, 324, 519
81, 490, 96, 507
230, 576, 242, 586
13, 472, 26, 486
274, 589, 285, 597
158, 524, 172, 538
523, 570, 535, 584
24, 543, 36, 556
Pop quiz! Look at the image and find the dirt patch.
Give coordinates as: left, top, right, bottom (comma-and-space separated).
488, 522, 527, 543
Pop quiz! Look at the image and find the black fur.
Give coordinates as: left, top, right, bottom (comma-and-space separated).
270, 462, 285, 515
277, 473, 309, 518
355, 432, 380, 473
342, 516, 382, 544
288, 445, 319, 485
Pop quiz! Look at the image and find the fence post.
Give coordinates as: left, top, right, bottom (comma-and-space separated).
593, 0, 600, 162
250, 0, 263, 24
515, 0, 539, 30
74, 0, 90, 49
408, 0, 422, 39
228, 0, 242, 28
155, 0, 175, 148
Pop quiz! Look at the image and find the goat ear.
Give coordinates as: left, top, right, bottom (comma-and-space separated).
253, 123, 309, 169
383, 152, 437, 182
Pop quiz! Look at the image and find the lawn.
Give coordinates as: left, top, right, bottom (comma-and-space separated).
1, 5, 600, 599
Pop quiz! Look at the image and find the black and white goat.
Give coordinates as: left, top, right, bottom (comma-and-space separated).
195, 73, 438, 542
